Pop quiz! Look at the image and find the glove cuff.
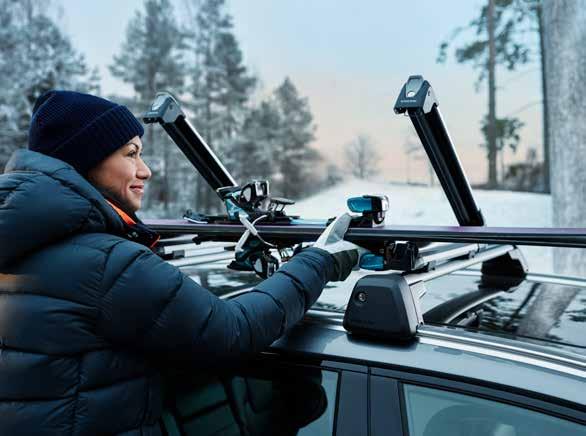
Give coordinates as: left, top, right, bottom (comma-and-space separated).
311, 247, 357, 282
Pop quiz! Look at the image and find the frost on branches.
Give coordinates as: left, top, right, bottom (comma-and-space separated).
0, 0, 99, 169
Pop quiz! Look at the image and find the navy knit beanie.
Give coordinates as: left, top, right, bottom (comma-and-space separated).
28, 90, 144, 174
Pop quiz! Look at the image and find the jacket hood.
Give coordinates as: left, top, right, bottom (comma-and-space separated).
0, 150, 125, 268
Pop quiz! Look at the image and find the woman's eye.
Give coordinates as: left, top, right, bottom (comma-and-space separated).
127, 151, 137, 158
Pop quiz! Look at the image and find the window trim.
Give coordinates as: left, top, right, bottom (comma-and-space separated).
371, 366, 586, 426
335, 370, 368, 436
370, 375, 405, 436
244, 353, 369, 436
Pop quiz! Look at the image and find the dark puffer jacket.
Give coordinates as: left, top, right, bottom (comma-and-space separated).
0, 150, 335, 435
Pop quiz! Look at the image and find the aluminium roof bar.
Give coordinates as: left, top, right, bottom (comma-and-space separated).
405, 244, 515, 284
412, 242, 483, 271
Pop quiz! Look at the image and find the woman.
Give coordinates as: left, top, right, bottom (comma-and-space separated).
0, 91, 359, 435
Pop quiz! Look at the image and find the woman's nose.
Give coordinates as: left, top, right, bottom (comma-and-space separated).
137, 157, 152, 180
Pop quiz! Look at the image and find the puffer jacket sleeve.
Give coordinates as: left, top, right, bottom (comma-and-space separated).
97, 240, 335, 364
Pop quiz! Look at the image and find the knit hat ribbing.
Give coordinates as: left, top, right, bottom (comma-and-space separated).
28, 90, 144, 174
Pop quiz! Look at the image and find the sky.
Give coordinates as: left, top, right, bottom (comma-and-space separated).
58, 0, 543, 184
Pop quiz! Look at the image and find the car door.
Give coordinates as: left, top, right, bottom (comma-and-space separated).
368, 367, 585, 436
160, 356, 368, 436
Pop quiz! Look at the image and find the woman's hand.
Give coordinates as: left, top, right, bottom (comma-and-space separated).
313, 213, 367, 281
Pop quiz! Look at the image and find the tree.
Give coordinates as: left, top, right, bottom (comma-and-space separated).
437, 0, 534, 188
323, 163, 343, 188
231, 101, 278, 182
517, 1, 585, 338
110, 0, 186, 215
504, 0, 551, 192
0, 0, 99, 169
480, 115, 524, 184
272, 77, 320, 198
345, 134, 379, 180
531, 1, 550, 193
502, 147, 544, 192
185, 0, 256, 212
403, 131, 434, 186
110, 0, 185, 102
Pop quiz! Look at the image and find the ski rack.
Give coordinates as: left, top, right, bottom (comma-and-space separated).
143, 92, 302, 227
141, 77, 586, 342
140, 77, 586, 270
343, 243, 525, 341
142, 92, 237, 192
394, 75, 485, 226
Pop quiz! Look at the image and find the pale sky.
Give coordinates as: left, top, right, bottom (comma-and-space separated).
58, 0, 543, 184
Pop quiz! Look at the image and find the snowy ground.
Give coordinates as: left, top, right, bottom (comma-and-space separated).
288, 179, 555, 274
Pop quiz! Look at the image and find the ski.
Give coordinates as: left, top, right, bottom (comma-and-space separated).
144, 219, 586, 249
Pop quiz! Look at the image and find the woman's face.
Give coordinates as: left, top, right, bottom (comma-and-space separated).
87, 136, 151, 214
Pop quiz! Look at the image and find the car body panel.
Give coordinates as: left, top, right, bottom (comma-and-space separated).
178, 247, 586, 418
270, 320, 586, 407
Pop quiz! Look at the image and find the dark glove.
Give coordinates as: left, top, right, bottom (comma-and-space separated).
313, 213, 367, 281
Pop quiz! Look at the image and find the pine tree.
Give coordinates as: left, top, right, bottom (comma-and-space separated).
231, 101, 279, 182
479, 115, 524, 184
437, 0, 535, 188
185, 0, 256, 212
0, 0, 99, 170
272, 77, 320, 199
110, 0, 186, 215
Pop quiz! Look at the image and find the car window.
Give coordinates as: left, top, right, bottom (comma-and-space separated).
162, 366, 338, 436
402, 384, 584, 436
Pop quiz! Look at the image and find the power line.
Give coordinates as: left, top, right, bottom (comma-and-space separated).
497, 67, 540, 90
504, 99, 542, 117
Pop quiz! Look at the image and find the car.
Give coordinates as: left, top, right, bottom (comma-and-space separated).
153, 242, 585, 436
143, 76, 586, 435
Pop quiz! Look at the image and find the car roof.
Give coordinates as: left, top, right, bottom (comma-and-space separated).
183, 261, 586, 358
181, 261, 585, 396
270, 313, 586, 407
176, 249, 586, 407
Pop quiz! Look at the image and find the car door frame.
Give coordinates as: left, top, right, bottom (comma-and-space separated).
248, 354, 370, 436
368, 366, 586, 436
